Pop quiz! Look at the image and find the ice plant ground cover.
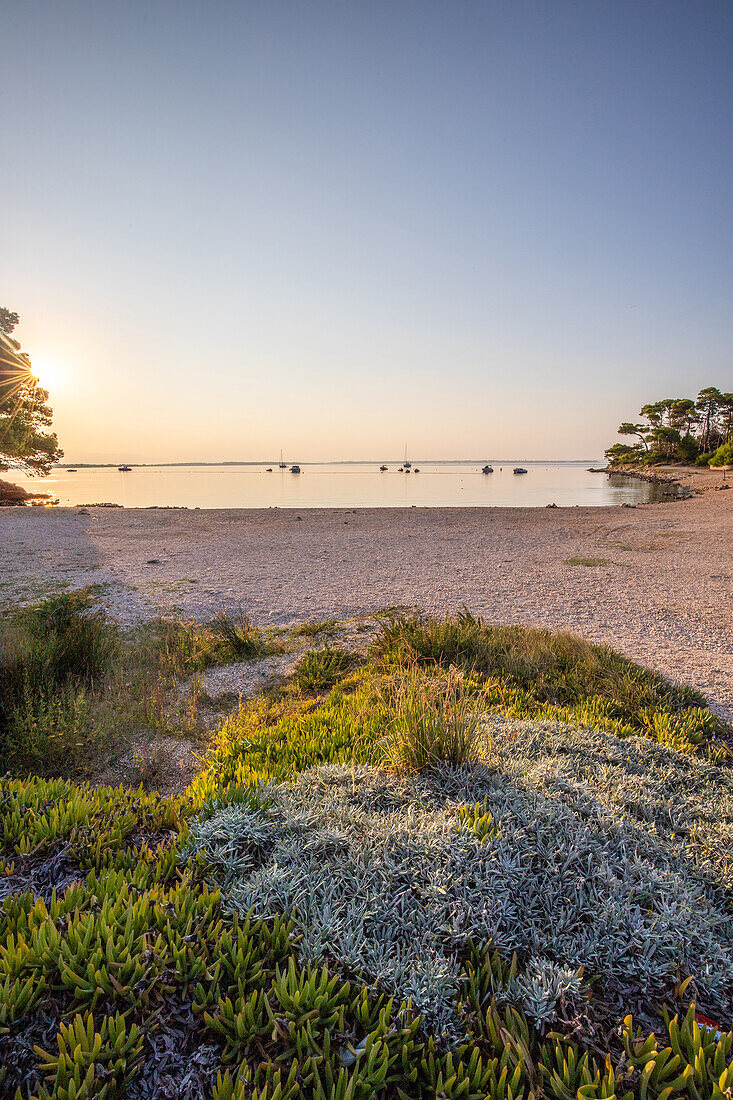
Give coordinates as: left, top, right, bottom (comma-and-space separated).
2, 602, 733, 1099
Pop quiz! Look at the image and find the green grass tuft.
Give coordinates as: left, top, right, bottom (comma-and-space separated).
292, 646, 357, 693
378, 667, 483, 772
291, 618, 338, 637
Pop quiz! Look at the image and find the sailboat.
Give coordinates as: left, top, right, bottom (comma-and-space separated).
278, 449, 287, 469
403, 443, 411, 469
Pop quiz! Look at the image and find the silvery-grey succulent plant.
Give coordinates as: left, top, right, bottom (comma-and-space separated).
187, 718, 733, 1034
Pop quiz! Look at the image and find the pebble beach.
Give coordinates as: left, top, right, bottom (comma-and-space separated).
2, 465, 731, 721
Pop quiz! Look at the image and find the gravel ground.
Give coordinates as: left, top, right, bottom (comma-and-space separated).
2, 466, 732, 720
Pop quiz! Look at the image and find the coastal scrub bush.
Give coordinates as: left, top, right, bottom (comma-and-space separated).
0, 590, 118, 704
0, 595, 274, 776
0, 591, 119, 768
710, 441, 733, 467
212, 611, 267, 660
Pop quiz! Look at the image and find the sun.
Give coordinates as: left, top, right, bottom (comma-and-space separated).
31, 356, 65, 392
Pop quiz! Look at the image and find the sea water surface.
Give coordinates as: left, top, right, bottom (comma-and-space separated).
19, 462, 677, 509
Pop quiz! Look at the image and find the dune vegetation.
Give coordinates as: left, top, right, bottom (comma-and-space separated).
1, 599, 732, 1099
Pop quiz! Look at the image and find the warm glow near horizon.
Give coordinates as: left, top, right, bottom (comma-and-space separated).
4, 3, 732, 466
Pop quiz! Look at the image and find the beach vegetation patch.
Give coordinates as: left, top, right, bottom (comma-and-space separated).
187, 728, 733, 1037
291, 618, 338, 637
0, 595, 275, 776
153, 611, 270, 674
2, 608, 733, 1096
565, 556, 612, 567
0, 591, 120, 771
293, 646, 358, 693
371, 610, 727, 755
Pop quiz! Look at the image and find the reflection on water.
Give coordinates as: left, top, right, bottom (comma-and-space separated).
14, 463, 685, 510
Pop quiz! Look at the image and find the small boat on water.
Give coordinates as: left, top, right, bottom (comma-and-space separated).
279, 449, 287, 469
513, 467, 527, 475
66, 468, 78, 473
290, 464, 301, 473
403, 442, 411, 469
266, 467, 273, 472
379, 465, 388, 471
414, 467, 420, 472
118, 466, 132, 472
482, 465, 493, 474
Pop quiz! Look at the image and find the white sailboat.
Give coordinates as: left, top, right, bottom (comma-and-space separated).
403, 442, 411, 469
279, 449, 287, 469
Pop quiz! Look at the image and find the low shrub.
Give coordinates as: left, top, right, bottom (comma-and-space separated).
189, 740, 733, 1036
0, 592, 119, 769
0, 590, 118, 705
710, 441, 733, 467
212, 612, 267, 660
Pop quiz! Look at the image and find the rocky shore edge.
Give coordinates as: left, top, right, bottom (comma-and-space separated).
606, 463, 733, 498
0, 478, 55, 507
605, 464, 695, 499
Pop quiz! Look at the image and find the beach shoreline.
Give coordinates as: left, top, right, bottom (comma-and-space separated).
2, 465, 731, 719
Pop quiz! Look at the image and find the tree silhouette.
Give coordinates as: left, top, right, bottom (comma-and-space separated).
0, 309, 62, 476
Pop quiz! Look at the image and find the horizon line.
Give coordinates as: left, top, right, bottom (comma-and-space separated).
52, 458, 605, 469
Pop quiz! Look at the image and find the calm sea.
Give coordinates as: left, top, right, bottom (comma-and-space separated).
18, 462, 675, 509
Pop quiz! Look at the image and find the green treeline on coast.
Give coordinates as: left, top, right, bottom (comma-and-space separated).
606, 386, 733, 468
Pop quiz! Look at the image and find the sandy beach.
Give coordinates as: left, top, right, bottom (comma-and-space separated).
2, 466, 731, 720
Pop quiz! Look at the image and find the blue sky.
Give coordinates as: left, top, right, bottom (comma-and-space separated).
3, 1, 731, 461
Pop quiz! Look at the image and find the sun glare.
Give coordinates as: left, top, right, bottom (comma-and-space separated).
31, 357, 65, 392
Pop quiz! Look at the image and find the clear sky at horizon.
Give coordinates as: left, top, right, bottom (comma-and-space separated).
3, 1, 732, 464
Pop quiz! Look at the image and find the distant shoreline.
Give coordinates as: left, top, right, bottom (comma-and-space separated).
53, 459, 604, 469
